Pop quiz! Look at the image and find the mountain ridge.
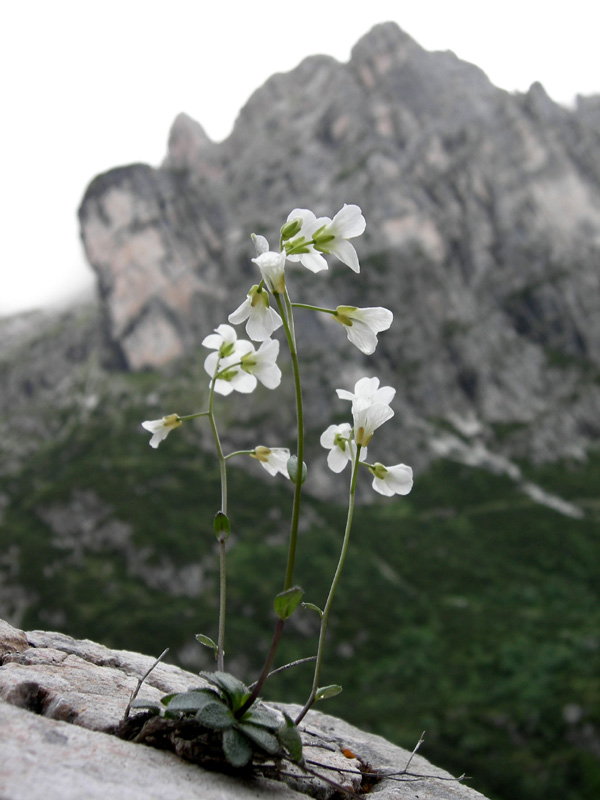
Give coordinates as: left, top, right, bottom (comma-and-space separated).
75, 21, 600, 470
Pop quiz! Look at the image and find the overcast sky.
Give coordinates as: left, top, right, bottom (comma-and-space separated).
2, 0, 599, 317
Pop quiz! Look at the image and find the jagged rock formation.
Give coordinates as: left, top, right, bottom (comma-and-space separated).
78, 22, 600, 468
0, 619, 489, 800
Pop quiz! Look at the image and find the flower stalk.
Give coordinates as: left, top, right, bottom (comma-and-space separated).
295, 444, 361, 724
139, 203, 413, 733
208, 368, 229, 672
277, 290, 305, 591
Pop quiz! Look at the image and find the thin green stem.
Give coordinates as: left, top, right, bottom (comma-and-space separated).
179, 411, 210, 421
277, 290, 304, 591
295, 444, 361, 725
235, 618, 285, 717
208, 371, 228, 672
224, 449, 254, 460
242, 290, 305, 709
291, 303, 337, 315
218, 538, 226, 670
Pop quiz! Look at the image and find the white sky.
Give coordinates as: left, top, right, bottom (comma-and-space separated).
2, 0, 599, 317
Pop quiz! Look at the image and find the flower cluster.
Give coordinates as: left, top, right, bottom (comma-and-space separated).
140, 203, 411, 500
202, 324, 281, 396
226, 205, 392, 355
282, 205, 366, 273
321, 377, 413, 497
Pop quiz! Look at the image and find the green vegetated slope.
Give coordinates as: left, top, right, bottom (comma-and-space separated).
2, 382, 600, 800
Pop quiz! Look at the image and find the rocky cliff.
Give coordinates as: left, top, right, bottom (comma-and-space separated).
79, 21, 600, 468
0, 618, 489, 800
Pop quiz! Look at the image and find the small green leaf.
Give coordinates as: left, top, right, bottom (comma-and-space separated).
302, 602, 323, 618
165, 690, 218, 713
279, 714, 303, 761
222, 727, 253, 768
236, 722, 280, 754
160, 693, 178, 706
213, 511, 231, 541
200, 671, 251, 710
315, 684, 343, 701
287, 456, 307, 484
274, 586, 304, 620
198, 700, 235, 730
195, 633, 218, 657
243, 706, 282, 730
130, 699, 162, 714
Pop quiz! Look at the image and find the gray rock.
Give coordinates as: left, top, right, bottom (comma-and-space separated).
0, 619, 489, 799
76, 21, 600, 469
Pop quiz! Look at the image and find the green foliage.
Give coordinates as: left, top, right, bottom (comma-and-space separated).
315, 684, 343, 701
286, 455, 307, 484
213, 511, 231, 541
196, 633, 219, 658
274, 586, 304, 620
158, 671, 302, 768
3, 404, 600, 799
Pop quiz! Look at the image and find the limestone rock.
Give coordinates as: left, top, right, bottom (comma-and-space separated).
0, 619, 490, 800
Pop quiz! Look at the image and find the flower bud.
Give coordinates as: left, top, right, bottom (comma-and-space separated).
213, 511, 231, 541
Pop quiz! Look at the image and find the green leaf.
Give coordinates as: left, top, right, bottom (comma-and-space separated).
213, 511, 231, 541
315, 684, 343, 701
236, 722, 280, 754
198, 700, 235, 730
195, 633, 218, 654
274, 586, 304, 620
160, 693, 178, 706
287, 456, 307, 484
278, 714, 303, 761
243, 706, 282, 730
164, 690, 218, 713
130, 699, 162, 714
302, 602, 323, 617
200, 671, 251, 710
222, 727, 253, 768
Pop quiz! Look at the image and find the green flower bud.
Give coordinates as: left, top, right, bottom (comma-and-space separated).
287, 455, 307, 483
213, 511, 231, 541
280, 218, 303, 241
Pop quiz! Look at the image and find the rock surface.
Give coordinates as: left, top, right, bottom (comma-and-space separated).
0, 619, 489, 799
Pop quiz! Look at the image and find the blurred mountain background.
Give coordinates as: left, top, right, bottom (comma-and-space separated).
2, 22, 600, 800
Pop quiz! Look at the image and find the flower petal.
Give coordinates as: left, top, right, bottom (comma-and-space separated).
331, 204, 366, 239
328, 238, 360, 272
228, 298, 252, 325
299, 250, 329, 273
344, 319, 379, 355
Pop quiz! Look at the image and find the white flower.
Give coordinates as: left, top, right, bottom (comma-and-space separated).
201, 323, 240, 358
369, 463, 413, 497
252, 250, 287, 294
203, 350, 251, 395
251, 446, 291, 478
336, 376, 396, 412
320, 422, 367, 473
240, 338, 282, 390
284, 204, 366, 273
141, 414, 182, 448
334, 306, 393, 355
313, 204, 366, 273
202, 324, 254, 395
283, 209, 328, 273
228, 285, 283, 342
252, 233, 270, 256
352, 401, 394, 446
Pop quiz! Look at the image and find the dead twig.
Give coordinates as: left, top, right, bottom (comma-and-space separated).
123, 648, 169, 720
